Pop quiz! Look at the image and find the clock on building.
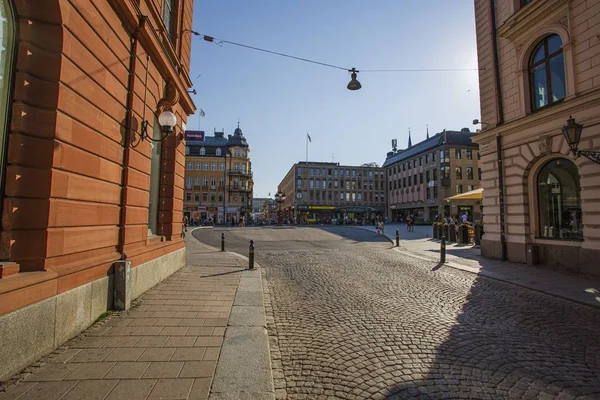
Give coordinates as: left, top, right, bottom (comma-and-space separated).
296, 192, 303, 199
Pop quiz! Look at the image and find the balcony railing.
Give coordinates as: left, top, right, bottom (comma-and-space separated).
228, 170, 253, 178
227, 185, 253, 192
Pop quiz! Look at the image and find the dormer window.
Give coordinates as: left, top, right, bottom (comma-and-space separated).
200, 147, 206, 155
216, 148, 222, 156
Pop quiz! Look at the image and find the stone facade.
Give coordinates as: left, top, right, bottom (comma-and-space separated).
384, 130, 482, 223
473, 0, 600, 274
183, 127, 254, 225
0, 0, 195, 379
278, 162, 386, 224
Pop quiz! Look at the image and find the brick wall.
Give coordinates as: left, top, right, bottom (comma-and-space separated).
0, 0, 195, 315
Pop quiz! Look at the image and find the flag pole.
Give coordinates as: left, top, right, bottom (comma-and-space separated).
306, 133, 308, 162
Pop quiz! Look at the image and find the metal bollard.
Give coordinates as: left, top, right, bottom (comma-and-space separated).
440, 236, 446, 264
249, 240, 255, 270
395, 229, 400, 247
221, 233, 225, 252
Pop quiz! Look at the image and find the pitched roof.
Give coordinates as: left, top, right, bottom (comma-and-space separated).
382, 130, 477, 167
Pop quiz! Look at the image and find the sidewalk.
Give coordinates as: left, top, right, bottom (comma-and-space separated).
0, 230, 274, 400
354, 224, 600, 309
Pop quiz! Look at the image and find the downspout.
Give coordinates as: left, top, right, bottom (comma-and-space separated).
117, 28, 140, 260
490, 0, 507, 260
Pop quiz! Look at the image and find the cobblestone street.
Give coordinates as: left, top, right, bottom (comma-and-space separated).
242, 228, 600, 400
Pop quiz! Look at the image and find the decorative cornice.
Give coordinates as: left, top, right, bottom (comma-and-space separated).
472, 89, 600, 147
497, 0, 570, 44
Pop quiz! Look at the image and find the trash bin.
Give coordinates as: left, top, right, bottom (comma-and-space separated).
474, 225, 481, 246
459, 225, 469, 244
448, 224, 457, 242
526, 244, 538, 265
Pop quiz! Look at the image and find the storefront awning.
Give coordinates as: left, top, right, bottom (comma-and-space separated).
445, 188, 483, 201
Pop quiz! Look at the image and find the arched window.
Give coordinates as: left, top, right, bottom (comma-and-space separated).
530, 34, 565, 110
216, 148, 222, 156
199, 147, 206, 155
537, 159, 582, 241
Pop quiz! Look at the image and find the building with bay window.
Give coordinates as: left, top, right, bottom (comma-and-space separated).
184, 126, 254, 224
0, 0, 196, 380
383, 129, 482, 223
277, 161, 385, 224
473, 0, 600, 274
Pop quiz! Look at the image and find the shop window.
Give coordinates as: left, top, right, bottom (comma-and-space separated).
530, 34, 565, 111
537, 159, 582, 240
148, 117, 162, 236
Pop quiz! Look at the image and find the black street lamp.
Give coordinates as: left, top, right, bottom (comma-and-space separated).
274, 191, 287, 225
561, 116, 600, 164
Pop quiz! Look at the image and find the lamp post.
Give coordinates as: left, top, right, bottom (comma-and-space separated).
274, 191, 286, 225
561, 116, 600, 164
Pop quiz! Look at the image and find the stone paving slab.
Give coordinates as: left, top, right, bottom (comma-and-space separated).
0, 230, 250, 400
353, 224, 600, 308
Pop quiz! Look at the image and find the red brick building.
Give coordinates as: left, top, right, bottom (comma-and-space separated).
0, 0, 196, 379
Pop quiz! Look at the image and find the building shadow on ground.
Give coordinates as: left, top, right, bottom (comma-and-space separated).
380, 259, 600, 399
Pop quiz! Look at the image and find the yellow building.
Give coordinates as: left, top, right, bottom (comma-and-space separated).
184, 125, 253, 224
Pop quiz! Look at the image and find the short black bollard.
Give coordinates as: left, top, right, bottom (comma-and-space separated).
221, 233, 225, 252
440, 236, 446, 263
249, 240, 255, 270
395, 229, 400, 247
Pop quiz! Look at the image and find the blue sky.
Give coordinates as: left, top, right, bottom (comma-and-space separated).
187, 0, 480, 198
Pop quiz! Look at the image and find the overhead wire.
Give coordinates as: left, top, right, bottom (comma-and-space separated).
185, 30, 482, 73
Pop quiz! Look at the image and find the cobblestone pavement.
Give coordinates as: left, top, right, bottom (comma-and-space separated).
255, 229, 600, 399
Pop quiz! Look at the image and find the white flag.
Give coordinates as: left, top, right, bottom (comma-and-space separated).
199, 108, 206, 117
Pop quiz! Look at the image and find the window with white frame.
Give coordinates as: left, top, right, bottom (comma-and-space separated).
216, 148, 222, 156
200, 147, 206, 155
186, 176, 192, 188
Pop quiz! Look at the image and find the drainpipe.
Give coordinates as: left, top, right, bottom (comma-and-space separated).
490, 0, 507, 261
117, 29, 140, 260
